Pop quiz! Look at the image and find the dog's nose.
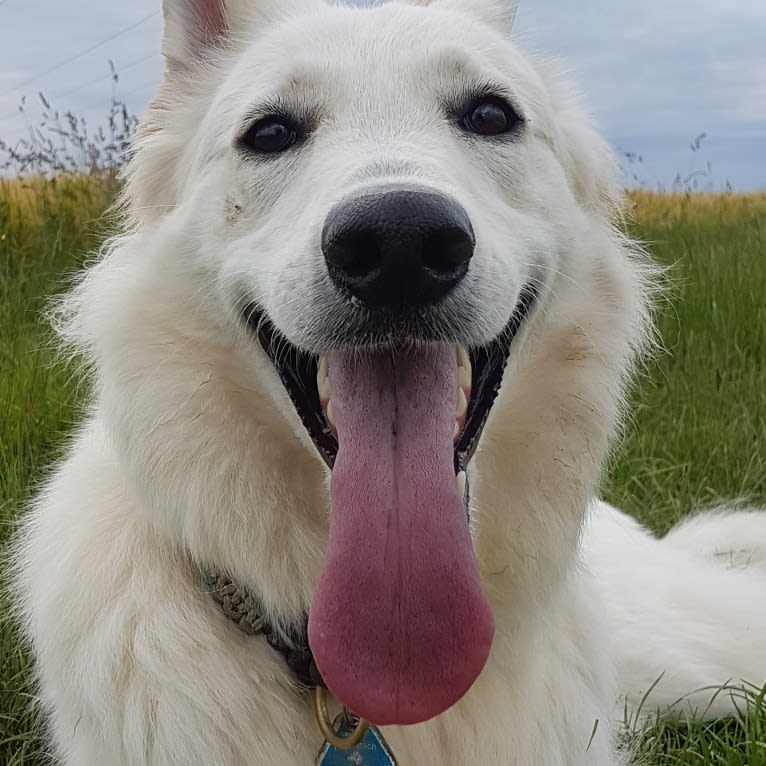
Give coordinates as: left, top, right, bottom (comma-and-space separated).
321, 189, 474, 310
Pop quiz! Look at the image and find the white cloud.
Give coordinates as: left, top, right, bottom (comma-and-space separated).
514, 0, 766, 188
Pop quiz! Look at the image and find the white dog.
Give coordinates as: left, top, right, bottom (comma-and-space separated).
13, 0, 766, 763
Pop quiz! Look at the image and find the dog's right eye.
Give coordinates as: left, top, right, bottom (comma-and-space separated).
460, 97, 522, 137
241, 117, 298, 154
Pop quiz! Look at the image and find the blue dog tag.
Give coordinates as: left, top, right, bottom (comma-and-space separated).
316, 718, 397, 766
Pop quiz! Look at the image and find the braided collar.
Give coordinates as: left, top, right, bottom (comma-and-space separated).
201, 568, 323, 689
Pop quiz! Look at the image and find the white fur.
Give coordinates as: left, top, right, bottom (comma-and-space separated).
12, 0, 766, 763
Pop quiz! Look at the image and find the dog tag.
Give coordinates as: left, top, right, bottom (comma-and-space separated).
316, 715, 397, 766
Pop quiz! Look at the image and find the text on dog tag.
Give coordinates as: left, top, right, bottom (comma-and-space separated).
316, 716, 397, 766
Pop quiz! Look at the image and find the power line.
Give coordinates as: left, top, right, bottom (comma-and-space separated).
0, 53, 161, 123
56, 51, 160, 99
116, 51, 161, 73
8, 11, 159, 95
120, 78, 161, 101
71, 77, 159, 113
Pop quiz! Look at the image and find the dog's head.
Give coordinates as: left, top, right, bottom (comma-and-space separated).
68, 0, 650, 728
135, 0, 621, 349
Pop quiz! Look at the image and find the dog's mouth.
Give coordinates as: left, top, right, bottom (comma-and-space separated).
244, 287, 536, 726
247, 286, 536, 475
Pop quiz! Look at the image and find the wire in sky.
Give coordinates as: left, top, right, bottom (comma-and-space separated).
119, 78, 160, 101
56, 51, 160, 99
0, 52, 161, 123
8, 11, 160, 95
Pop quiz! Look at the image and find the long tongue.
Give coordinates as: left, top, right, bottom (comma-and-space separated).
308, 345, 494, 726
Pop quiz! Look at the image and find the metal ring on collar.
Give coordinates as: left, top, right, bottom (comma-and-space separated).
313, 687, 370, 750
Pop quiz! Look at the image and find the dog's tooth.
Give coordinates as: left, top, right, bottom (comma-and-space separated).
456, 347, 472, 393
458, 366, 471, 394
326, 399, 335, 428
317, 357, 331, 403
453, 420, 461, 442
455, 387, 468, 419
456, 470, 467, 498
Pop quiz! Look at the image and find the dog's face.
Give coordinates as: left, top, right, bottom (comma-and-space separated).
208, 5, 557, 352
149, 0, 616, 354
111, 0, 636, 729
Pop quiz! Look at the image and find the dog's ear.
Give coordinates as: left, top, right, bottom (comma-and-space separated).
429, 0, 517, 35
161, 0, 298, 70
162, 0, 233, 69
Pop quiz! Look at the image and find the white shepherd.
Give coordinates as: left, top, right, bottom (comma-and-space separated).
13, 0, 766, 763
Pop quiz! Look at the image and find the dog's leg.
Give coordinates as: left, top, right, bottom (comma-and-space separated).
584, 500, 766, 723
662, 509, 766, 573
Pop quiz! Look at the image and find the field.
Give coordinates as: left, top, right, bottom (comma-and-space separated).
0, 180, 765, 764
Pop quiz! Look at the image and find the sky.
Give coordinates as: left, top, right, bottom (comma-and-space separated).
1, 0, 764, 190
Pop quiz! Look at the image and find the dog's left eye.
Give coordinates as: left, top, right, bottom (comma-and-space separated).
461, 97, 522, 137
241, 117, 298, 154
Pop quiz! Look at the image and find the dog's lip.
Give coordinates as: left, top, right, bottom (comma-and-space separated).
453, 284, 537, 471
246, 307, 337, 467
242, 285, 537, 473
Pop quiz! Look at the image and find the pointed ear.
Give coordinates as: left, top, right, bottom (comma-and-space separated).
162, 0, 228, 68
162, 0, 261, 69
435, 0, 517, 35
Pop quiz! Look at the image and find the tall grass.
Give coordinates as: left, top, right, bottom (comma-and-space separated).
606, 192, 766, 532
0, 93, 137, 176
0, 175, 118, 507
0, 174, 118, 765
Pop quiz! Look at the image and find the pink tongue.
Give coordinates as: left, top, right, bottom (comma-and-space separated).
308, 345, 494, 726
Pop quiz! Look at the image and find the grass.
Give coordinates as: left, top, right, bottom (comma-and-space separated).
605, 192, 766, 532
0, 175, 119, 765
0, 183, 765, 763
620, 683, 766, 765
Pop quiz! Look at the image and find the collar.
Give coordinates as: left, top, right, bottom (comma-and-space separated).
201, 567, 323, 689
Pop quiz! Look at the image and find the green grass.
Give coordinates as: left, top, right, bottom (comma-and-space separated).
605, 192, 766, 532
0, 175, 118, 765
619, 683, 766, 765
0, 184, 765, 763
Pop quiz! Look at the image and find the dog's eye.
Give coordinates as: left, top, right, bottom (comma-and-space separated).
242, 117, 298, 154
461, 98, 521, 137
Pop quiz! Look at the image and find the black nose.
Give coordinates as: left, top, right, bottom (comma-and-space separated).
321, 189, 474, 310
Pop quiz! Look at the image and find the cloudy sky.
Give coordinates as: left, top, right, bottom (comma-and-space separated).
1, 0, 764, 190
